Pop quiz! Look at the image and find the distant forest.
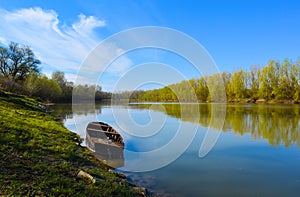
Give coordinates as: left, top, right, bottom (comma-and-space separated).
1, 42, 299, 103
0, 42, 111, 102
126, 59, 300, 103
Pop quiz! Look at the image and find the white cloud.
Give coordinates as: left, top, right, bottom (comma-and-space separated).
4, 7, 59, 29
72, 14, 106, 36
0, 7, 134, 90
0, 7, 104, 71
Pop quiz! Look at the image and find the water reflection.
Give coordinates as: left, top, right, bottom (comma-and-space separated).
49, 103, 103, 120
51, 103, 300, 149
51, 103, 300, 196
130, 103, 300, 148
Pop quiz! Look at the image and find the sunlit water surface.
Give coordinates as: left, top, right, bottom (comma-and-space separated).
51, 103, 300, 197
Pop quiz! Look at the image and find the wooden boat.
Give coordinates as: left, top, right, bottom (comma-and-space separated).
86, 122, 124, 168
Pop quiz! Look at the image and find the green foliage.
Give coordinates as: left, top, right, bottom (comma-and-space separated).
291, 62, 300, 101
129, 59, 300, 103
230, 70, 247, 99
24, 72, 62, 101
248, 66, 260, 99
194, 77, 208, 101
259, 60, 278, 100
51, 71, 74, 101
73, 84, 111, 101
1, 42, 299, 103
0, 42, 111, 102
207, 74, 226, 102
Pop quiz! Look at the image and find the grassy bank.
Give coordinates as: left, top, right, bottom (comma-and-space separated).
0, 91, 147, 196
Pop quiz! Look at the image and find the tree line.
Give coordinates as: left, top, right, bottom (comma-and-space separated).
0, 42, 111, 102
132, 59, 300, 103
2, 42, 298, 103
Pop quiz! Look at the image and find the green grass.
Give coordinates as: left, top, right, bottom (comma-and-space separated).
0, 90, 146, 196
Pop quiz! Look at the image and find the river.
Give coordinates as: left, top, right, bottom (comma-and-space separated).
51, 103, 300, 197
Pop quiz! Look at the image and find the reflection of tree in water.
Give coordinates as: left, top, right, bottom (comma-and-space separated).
49, 103, 106, 120
131, 104, 300, 148
49, 103, 73, 120
224, 105, 300, 147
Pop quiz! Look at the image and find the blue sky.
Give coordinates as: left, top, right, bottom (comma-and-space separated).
0, 0, 299, 91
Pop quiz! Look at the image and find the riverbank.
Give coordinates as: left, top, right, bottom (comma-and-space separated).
130, 99, 300, 104
227, 98, 299, 104
0, 90, 149, 196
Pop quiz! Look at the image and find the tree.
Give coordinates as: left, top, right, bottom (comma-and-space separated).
274, 59, 293, 100
38, 76, 62, 101
291, 61, 300, 101
196, 77, 209, 102
207, 74, 226, 102
24, 72, 62, 101
259, 60, 280, 100
249, 66, 260, 99
52, 71, 66, 88
0, 42, 40, 81
231, 70, 247, 99
221, 72, 232, 100
24, 71, 40, 97
121, 58, 300, 103
51, 71, 74, 101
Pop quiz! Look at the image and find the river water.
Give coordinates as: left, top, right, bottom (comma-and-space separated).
51, 103, 300, 197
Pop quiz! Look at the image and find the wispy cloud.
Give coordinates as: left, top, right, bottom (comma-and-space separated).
0, 7, 132, 86
0, 7, 105, 71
